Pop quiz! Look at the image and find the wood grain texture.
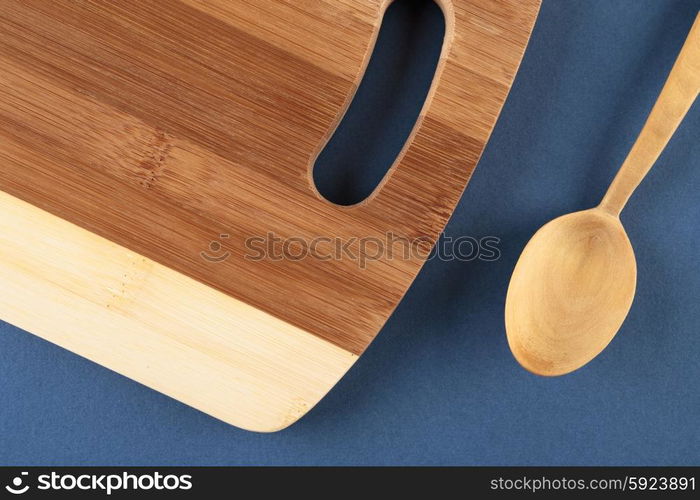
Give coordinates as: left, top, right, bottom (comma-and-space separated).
0, 0, 539, 428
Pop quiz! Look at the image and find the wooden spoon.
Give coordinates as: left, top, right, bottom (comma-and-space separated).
506, 14, 700, 376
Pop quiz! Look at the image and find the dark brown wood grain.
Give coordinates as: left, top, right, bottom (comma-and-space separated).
0, 0, 539, 354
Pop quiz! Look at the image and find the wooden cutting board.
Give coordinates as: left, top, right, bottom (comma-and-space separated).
0, 0, 539, 431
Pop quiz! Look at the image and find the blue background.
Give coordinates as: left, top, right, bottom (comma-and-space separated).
1, 0, 699, 465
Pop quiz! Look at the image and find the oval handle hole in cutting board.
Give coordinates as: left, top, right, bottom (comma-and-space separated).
312, 0, 445, 206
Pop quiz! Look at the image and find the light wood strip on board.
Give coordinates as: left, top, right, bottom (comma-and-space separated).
0, 191, 357, 432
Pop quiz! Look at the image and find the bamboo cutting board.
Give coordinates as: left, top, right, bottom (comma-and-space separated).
0, 0, 539, 431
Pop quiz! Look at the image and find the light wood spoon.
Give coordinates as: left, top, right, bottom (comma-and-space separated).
506, 14, 700, 376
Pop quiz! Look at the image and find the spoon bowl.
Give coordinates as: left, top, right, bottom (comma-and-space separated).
505, 209, 636, 376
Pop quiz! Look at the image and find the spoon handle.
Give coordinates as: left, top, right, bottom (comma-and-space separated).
600, 13, 700, 216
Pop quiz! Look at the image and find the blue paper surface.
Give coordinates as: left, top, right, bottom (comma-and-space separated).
1, 0, 699, 465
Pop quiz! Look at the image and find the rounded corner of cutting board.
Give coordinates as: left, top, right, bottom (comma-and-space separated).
0, 190, 358, 432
